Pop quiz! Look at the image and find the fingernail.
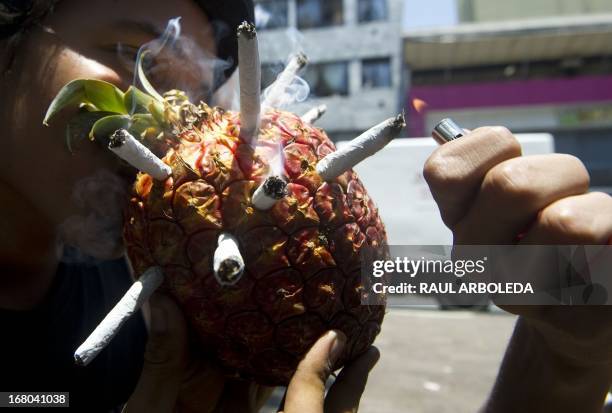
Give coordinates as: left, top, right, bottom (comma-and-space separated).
149, 294, 168, 334
328, 330, 346, 365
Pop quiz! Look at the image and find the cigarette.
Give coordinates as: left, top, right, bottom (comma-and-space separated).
213, 233, 245, 286
74, 267, 165, 366
252, 175, 288, 210
301, 104, 327, 124
263, 52, 308, 109
432, 118, 465, 145
237, 21, 261, 142
109, 129, 172, 180
316, 113, 405, 181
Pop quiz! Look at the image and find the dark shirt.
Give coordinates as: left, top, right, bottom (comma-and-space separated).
0, 248, 147, 412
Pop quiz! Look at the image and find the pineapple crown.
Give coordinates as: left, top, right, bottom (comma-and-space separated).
42, 51, 207, 154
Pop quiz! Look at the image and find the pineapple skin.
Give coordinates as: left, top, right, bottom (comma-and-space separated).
124, 105, 387, 385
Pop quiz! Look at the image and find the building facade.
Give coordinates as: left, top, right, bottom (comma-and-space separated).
255, 0, 404, 141
404, 3, 612, 193
458, 0, 612, 22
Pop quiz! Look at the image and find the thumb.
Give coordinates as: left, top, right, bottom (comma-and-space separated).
123, 293, 189, 413
283, 330, 346, 413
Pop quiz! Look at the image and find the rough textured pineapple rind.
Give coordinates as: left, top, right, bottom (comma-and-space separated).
124, 105, 388, 385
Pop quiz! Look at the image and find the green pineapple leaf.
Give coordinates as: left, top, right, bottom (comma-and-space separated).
135, 50, 165, 103
124, 86, 163, 115
65, 110, 117, 153
43, 79, 127, 126
129, 114, 160, 138
89, 115, 131, 142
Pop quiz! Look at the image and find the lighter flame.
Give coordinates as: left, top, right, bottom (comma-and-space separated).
412, 98, 428, 114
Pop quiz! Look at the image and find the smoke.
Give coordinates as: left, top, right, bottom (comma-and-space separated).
131, 17, 233, 107
260, 28, 311, 110
262, 69, 310, 109
58, 170, 128, 263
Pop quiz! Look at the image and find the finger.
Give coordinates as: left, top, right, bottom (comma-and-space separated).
324, 347, 380, 413
175, 356, 226, 413
423, 126, 522, 228
211, 381, 275, 413
123, 293, 189, 413
520, 192, 612, 245
454, 154, 590, 244
284, 330, 346, 413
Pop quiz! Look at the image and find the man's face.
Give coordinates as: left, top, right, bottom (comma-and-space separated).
42, 0, 218, 100
2, 0, 219, 259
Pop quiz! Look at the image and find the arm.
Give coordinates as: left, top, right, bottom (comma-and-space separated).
483, 318, 612, 413
423, 126, 612, 412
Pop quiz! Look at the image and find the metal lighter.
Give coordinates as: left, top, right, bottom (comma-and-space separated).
432, 118, 465, 145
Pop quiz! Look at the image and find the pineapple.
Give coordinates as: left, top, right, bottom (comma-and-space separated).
43, 23, 393, 385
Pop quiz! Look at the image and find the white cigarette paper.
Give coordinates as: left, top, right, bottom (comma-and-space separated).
237, 21, 261, 141
74, 267, 164, 366
301, 104, 327, 124
263, 52, 308, 109
252, 176, 287, 210
316, 113, 406, 181
109, 129, 172, 180
213, 233, 245, 286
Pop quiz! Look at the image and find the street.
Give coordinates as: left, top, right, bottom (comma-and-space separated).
264, 307, 517, 413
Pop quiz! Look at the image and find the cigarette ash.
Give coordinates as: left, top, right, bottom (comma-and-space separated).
262, 175, 287, 199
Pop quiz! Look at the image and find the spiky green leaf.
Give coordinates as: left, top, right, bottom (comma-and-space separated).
65, 111, 117, 153
124, 86, 163, 115
89, 115, 131, 142
43, 79, 127, 125
136, 50, 164, 102
129, 114, 159, 138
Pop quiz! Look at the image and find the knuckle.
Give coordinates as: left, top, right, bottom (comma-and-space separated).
478, 126, 521, 154
423, 151, 466, 190
561, 154, 590, 186
483, 161, 538, 204
540, 202, 597, 243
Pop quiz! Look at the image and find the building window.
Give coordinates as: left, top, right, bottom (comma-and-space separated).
362, 58, 392, 89
358, 0, 388, 22
297, 0, 344, 29
303, 62, 349, 97
255, 0, 289, 30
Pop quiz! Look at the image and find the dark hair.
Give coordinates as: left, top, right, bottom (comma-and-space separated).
196, 0, 254, 81
0, 1, 60, 39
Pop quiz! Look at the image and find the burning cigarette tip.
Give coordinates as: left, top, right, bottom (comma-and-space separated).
263, 176, 288, 199
237, 21, 257, 39
301, 104, 327, 124
73, 267, 164, 366
108, 129, 172, 180
252, 176, 287, 210
393, 112, 406, 129
294, 52, 308, 69
214, 233, 245, 286
108, 129, 127, 148
316, 113, 405, 181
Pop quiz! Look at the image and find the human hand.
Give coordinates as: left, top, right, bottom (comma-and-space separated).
123, 293, 273, 413
123, 294, 378, 413
423, 126, 612, 366
279, 331, 380, 413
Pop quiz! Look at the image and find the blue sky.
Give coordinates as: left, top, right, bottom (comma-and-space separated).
403, 0, 458, 30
